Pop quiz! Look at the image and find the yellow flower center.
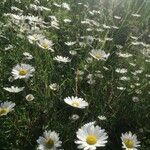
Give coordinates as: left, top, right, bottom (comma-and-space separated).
45, 138, 54, 148
72, 101, 80, 107
42, 43, 49, 49
86, 135, 97, 145
95, 54, 102, 59
124, 139, 134, 148
0, 108, 9, 116
19, 69, 28, 76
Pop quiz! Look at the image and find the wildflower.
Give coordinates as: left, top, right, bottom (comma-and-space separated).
27, 34, 44, 44
98, 115, 107, 120
114, 16, 121, 19
37, 130, 62, 150
121, 131, 140, 150
0, 101, 15, 116
70, 114, 80, 121
37, 38, 54, 52
49, 83, 59, 91
64, 19, 71, 23
12, 64, 35, 79
65, 41, 76, 46
53, 56, 71, 63
64, 96, 88, 109
23, 52, 33, 60
132, 97, 139, 102
131, 14, 141, 17
75, 122, 108, 149
26, 94, 34, 101
62, 3, 70, 11
90, 49, 110, 61
3, 86, 24, 93
115, 68, 127, 74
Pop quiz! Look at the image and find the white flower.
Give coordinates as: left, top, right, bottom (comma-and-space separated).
0, 101, 15, 116
49, 83, 59, 91
12, 64, 35, 80
27, 34, 44, 44
132, 97, 139, 102
114, 16, 121, 19
62, 3, 70, 10
65, 42, 76, 46
117, 53, 132, 58
90, 49, 110, 60
64, 19, 71, 23
115, 68, 127, 74
117, 87, 126, 90
37, 130, 62, 150
75, 122, 108, 150
64, 96, 88, 109
98, 116, 107, 120
23, 52, 33, 60
131, 14, 141, 17
54, 56, 71, 63
37, 38, 54, 52
70, 114, 80, 121
26, 94, 35, 101
121, 131, 140, 150
3, 86, 24, 93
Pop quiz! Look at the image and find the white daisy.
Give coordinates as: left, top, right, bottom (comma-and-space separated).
65, 41, 76, 46
25, 94, 35, 101
23, 52, 33, 60
37, 38, 54, 52
90, 50, 110, 61
49, 83, 59, 91
37, 130, 62, 150
27, 34, 44, 44
98, 116, 107, 121
12, 64, 35, 79
53, 56, 71, 63
3, 86, 24, 93
0, 101, 15, 116
75, 122, 108, 150
64, 96, 88, 109
121, 131, 140, 150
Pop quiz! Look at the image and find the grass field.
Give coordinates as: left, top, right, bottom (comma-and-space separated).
0, 0, 150, 150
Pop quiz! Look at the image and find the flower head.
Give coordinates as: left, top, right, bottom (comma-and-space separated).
75, 122, 108, 150
90, 49, 109, 60
121, 131, 140, 150
37, 130, 62, 150
3, 86, 24, 93
0, 101, 15, 116
54, 56, 71, 63
64, 96, 88, 109
37, 38, 54, 52
12, 64, 35, 80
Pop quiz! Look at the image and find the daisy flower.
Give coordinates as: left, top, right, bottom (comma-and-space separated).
75, 122, 108, 150
53, 56, 71, 63
64, 96, 88, 109
37, 130, 62, 150
37, 38, 54, 52
25, 94, 35, 101
0, 101, 15, 116
121, 131, 140, 150
12, 64, 35, 79
90, 49, 110, 61
27, 34, 44, 44
3, 86, 24, 93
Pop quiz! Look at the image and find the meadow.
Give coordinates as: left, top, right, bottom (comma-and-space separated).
0, 0, 150, 150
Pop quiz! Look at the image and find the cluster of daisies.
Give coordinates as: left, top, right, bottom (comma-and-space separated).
0, 95, 141, 150
36, 122, 140, 150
